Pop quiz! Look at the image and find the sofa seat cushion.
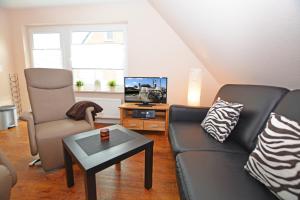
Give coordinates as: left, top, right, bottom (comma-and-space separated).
169, 122, 247, 155
176, 151, 278, 200
35, 119, 92, 171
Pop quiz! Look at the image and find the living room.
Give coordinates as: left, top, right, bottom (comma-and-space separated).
0, 0, 299, 200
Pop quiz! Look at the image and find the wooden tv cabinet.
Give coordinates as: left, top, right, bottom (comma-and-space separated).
119, 103, 170, 135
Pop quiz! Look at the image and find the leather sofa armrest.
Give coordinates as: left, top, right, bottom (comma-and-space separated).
20, 112, 38, 156
85, 107, 95, 129
0, 165, 13, 200
169, 105, 210, 123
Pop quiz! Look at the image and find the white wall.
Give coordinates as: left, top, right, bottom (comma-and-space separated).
8, 0, 220, 112
0, 8, 14, 105
149, 0, 300, 89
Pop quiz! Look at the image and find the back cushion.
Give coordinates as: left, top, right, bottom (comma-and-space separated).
25, 68, 75, 124
215, 84, 288, 152
274, 90, 300, 122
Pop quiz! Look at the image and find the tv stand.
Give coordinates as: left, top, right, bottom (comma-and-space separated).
119, 103, 169, 135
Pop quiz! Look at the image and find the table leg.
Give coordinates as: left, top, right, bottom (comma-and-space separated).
84, 171, 97, 200
115, 162, 121, 170
63, 146, 74, 187
145, 142, 153, 189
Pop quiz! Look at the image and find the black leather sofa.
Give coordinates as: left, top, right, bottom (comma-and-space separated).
169, 84, 300, 200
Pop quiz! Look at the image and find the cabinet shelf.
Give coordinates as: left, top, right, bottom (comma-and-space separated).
119, 103, 169, 135
123, 116, 165, 122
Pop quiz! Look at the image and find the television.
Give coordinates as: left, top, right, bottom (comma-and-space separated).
124, 77, 167, 105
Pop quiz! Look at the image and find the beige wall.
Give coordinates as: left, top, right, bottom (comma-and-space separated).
0, 8, 14, 105
8, 0, 220, 111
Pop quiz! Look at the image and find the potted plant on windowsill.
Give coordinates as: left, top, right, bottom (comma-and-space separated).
108, 80, 117, 91
75, 80, 84, 91
94, 80, 101, 90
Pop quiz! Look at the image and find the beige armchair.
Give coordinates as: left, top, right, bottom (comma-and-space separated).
21, 68, 95, 171
0, 151, 17, 200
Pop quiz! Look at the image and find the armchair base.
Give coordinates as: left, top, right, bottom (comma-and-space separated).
28, 158, 41, 167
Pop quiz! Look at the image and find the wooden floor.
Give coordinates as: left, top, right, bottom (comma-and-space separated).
0, 121, 179, 200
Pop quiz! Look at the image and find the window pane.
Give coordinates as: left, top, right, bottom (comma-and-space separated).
71, 31, 126, 69
72, 32, 89, 44
32, 50, 62, 68
33, 33, 61, 49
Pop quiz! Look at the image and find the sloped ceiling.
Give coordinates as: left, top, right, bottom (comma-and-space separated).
149, 0, 300, 89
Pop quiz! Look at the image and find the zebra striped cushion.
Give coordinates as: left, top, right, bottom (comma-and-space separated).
201, 98, 243, 143
245, 113, 300, 200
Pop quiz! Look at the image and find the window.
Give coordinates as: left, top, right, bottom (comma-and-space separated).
28, 25, 127, 91
31, 33, 63, 68
71, 31, 125, 87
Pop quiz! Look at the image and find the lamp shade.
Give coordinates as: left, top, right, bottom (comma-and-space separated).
187, 68, 202, 106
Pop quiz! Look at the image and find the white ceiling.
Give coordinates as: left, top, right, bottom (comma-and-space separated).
149, 0, 300, 89
0, 0, 128, 8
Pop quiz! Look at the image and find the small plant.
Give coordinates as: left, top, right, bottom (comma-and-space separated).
94, 80, 101, 87
108, 80, 117, 88
76, 80, 84, 88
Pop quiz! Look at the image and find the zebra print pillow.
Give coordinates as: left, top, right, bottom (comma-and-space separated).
201, 98, 243, 143
245, 113, 300, 200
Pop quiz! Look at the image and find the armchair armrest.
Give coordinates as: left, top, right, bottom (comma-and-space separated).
0, 152, 17, 200
20, 112, 38, 156
0, 165, 12, 200
85, 107, 95, 129
0, 152, 17, 186
169, 105, 210, 123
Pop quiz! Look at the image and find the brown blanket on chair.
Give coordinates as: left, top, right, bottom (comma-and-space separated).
66, 101, 103, 121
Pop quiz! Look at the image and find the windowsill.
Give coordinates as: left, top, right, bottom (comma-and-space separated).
74, 85, 124, 94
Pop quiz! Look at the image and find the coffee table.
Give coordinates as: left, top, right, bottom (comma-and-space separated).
62, 125, 154, 200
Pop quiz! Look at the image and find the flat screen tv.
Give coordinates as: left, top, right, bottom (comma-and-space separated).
124, 77, 167, 105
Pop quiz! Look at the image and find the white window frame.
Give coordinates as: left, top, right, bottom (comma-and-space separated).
27, 24, 128, 76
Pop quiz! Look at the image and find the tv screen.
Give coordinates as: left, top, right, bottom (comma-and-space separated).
124, 77, 167, 104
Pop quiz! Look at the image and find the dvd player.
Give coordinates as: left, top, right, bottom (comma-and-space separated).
132, 110, 156, 119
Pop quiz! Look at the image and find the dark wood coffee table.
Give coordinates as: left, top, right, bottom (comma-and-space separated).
62, 125, 154, 200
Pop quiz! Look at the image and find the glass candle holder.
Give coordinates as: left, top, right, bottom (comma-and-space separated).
100, 128, 110, 141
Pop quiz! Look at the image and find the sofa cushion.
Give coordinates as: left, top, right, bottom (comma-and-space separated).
215, 84, 288, 152
274, 90, 300, 123
169, 122, 247, 155
245, 113, 300, 200
201, 98, 244, 143
176, 151, 278, 200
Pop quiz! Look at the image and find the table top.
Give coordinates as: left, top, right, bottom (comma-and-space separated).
63, 125, 153, 171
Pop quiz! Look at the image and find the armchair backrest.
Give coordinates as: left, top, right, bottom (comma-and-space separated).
24, 68, 75, 124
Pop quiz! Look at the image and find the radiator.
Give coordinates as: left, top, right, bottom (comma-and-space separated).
75, 97, 121, 119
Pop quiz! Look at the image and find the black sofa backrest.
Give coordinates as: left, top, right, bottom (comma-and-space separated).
215, 84, 288, 152
274, 90, 300, 122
